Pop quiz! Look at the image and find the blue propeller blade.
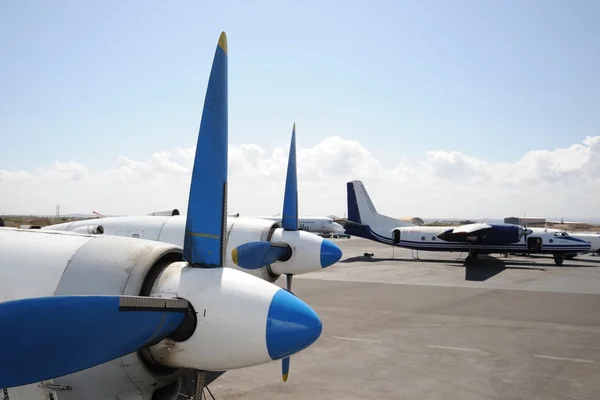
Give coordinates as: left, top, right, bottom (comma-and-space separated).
281, 123, 298, 231
0, 295, 187, 388
278, 123, 301, 380
282, 356, 290, 382
183, 31, 228, 268
231, 241, 292, 270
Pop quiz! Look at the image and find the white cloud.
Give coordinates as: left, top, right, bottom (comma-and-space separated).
1, 136, 599, 219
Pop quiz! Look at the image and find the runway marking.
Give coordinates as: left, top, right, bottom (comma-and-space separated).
426, 345, 481, 353
331, 336, 382, 344
533, 354, 595, 364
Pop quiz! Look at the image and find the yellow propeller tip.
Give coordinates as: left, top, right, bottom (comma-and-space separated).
282, 374, 288, 382
231, 248, 238, 265
218, 31, 228, 54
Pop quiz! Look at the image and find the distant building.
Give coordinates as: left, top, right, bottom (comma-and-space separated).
399, 217, 425, 226
504, 216, 546, 227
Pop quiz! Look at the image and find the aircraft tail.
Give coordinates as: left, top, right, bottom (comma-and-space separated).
346, 180, 413, 230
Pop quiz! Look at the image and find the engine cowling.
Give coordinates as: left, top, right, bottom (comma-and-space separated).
437, 224, 528, 245
224, 217, 283, 282
1, 228, 321, 400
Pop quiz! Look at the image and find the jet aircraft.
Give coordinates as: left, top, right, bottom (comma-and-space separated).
43, 124, 342, 294
0, 32, 322, 398
343, 180, 591, 265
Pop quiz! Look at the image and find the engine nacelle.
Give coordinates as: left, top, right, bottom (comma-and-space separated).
437, 224, 527, 245
1, 228, 321, 400
43, 214, 341, 282
1, 228, 185, 400
269, 228, 341, 275
224, 217, 282, 281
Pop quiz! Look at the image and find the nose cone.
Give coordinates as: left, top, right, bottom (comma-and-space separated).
319, 239, 342, 268
266, 289, 322, 360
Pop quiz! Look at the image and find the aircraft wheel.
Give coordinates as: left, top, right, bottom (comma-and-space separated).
554, 257, 564, 266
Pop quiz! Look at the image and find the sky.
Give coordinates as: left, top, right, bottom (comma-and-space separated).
1, 0, 599, 219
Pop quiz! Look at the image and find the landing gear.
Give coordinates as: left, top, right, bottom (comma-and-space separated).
465, 244, 478, 266
553, 256, 564, 266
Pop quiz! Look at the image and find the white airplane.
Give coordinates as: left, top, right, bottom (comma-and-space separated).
0, 32, 322, 397
228, 214, 346, 235
343, 180, 591, 266
43, 125, 342, 294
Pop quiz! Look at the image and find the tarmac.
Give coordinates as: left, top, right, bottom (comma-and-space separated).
208, 237, 600, 400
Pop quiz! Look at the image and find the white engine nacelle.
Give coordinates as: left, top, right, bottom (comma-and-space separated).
2, 229, 186, 400
1, 228, 322, 400
43, 214, 342, 282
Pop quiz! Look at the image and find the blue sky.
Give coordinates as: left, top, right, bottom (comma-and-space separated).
1, 0, 599, 172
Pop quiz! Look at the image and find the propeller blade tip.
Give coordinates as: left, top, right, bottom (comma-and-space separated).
218, 31, 228, 54
282, 374, 288, 382
231, 248, 238, 265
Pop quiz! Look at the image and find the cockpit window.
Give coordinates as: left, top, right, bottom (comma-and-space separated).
553, 232, 568, 237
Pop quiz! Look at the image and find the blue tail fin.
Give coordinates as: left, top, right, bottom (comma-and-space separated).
183, 32, 228, 267
346, 181, 362, 224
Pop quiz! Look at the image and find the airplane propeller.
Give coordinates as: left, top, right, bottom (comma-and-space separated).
179, 32, 319, 394
231, 124, 302, 382
232, 123, 298, 289
279, 124, 299, 383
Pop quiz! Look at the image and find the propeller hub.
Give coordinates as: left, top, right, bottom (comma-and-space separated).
320, 240, 343, 268
266, 289, 322, 360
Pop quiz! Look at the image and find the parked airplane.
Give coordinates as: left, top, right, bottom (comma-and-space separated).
43, 126, 342, 294
343, 180, 591, 265
228, 214, 345, 235
0, 32, 322, 397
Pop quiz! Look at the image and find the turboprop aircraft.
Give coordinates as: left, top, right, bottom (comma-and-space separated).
0, 32, 322, 398
343, 180, 591, 265
42, 124, 342, 294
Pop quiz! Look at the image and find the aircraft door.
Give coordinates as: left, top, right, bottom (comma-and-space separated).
393, 229, 401, 244
321, 220, 326, 229
115, 229, 144, 239
527, 237, 542, 252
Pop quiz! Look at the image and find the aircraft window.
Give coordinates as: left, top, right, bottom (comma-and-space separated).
549, 239, 554, 243
553, 232, 568, 237
432, 237, 436, 241
421, 236, 426, 241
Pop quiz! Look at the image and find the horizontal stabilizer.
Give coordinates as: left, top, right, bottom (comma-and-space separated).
0, 295, 188, 388
231, 241, 292, 270
452, 223, 492, 234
